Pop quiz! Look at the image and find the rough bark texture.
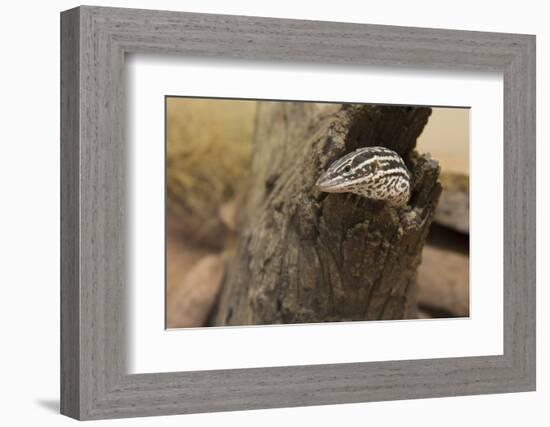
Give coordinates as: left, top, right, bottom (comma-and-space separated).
211, 103, 441, 326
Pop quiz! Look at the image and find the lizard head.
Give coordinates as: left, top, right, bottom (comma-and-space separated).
315, 146, 410, 206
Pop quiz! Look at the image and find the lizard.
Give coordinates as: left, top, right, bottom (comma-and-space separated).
315, 146, 411, 207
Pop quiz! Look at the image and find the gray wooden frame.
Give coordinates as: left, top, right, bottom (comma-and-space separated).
60, 5, 536, 420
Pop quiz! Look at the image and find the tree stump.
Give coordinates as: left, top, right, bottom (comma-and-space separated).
211, 102, 441, 326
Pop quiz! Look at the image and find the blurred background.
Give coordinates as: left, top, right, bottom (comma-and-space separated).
165, 98, 469, 328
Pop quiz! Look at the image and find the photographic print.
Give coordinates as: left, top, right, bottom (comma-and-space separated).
60, 8, 535, 418
165, 98, 469, 328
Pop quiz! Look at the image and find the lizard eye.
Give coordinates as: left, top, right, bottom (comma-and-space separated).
343, 165, 352, 173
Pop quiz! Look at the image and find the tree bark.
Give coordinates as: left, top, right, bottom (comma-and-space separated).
211, 102, 441, 326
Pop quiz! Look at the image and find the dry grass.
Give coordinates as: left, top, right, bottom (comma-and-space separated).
166, 98, 256, 246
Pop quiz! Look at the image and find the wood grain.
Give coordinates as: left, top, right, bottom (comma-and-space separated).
60, 6, 536, 420
60, 7, 80, 419
213, 104, 439, 325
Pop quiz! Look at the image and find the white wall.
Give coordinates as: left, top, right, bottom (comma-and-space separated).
0, 0, 547, 425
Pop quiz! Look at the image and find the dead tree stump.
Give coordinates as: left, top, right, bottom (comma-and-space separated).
211, 103, 441, 326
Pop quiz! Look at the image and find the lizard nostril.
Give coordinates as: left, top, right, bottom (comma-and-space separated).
315, 175, 326, 188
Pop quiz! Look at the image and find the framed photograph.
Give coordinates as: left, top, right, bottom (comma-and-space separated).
60, 5, 535, 420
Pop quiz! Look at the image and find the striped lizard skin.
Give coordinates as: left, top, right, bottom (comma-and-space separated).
316, 146, 411, 207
